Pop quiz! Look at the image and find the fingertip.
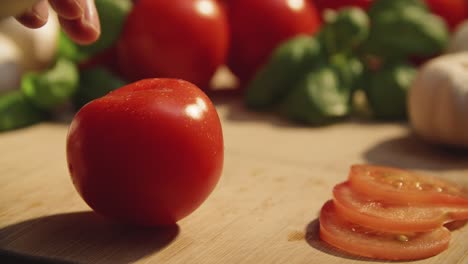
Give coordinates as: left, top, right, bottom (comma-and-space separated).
15, 0, 49, 29
16, 13, 47, 29
58, 0, 101, 45
49, 0, 84, 20
59, 17, 100, 45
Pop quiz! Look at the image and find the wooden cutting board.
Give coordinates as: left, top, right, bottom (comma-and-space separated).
1, 98, 467, 264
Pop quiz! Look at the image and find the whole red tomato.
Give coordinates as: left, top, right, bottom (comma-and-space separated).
116, 0, 229, 90
66, 78, 224, 226
226, 0, 321, 87
424, 0, 468, 30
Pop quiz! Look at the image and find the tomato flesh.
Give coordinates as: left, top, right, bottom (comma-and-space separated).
319, 200, 451, 260
333, 182, 468, 233
348, 165, 468, 206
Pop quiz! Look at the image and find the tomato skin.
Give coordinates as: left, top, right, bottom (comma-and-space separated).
424, 0, 468, 30
66, 78, 224, 226
348, 165, 468, 206
319, 200, 451, 260
116, 0, 229, 90
226, 0, 321, 86
333, 182, 468, 233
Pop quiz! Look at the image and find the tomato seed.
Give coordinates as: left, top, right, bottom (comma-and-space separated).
396, 234, 409, 242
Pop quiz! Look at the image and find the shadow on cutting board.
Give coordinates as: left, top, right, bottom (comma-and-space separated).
364, 133, 468, 171
0, 211, 179, 264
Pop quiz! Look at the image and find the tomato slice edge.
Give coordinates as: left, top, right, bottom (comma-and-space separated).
348, 164, 468, 206
319, 200, 451, 260
333, 181, 468, 233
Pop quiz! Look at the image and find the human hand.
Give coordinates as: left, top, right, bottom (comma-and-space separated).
3, 0, 101, 45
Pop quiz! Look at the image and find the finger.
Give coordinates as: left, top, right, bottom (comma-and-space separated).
49, 0, 86, 20
59, 0, 100, 45
15, 0, 49, 29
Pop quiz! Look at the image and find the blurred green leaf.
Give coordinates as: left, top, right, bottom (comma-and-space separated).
320, 7, 370, 54
245, 35, 325, 110
280, 63, 351, 125
74, 67, 126, 108
21, 58, 79, 110
364, 61, 416, 120
0, 90, 46, 132
364, 0, 448, 58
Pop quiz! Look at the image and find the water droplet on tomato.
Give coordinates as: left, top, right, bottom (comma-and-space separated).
415, 182, 423, 191
392, 180, 404, 189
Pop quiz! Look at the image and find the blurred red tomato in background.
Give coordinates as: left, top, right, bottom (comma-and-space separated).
225, 0, 321, 87
424, 0, 468, 30
117, 0, 229, 90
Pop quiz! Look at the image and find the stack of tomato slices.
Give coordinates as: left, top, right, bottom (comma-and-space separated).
319, 164, 468, 260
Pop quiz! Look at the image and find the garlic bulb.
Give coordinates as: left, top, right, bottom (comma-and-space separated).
0, 12, 59, 72
408, 52, 468, 148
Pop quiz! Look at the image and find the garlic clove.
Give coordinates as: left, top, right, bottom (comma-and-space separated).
0, 10, 59, 72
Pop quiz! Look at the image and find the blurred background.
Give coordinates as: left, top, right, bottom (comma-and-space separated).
0, 0, 467, 148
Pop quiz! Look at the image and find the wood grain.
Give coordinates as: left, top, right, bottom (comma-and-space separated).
1, 99, 468, 264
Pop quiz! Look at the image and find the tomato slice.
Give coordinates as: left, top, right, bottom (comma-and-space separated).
348, 165, 468, 206
333, 182, 468, 233
319, 200, 451, 260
